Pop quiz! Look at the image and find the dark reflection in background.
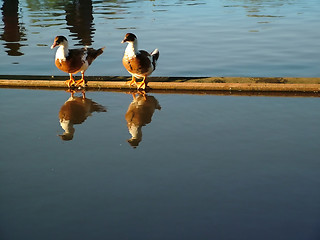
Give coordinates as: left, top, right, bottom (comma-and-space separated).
58, 90, 106, 141
0, 0, 95, 57
224, 0, 286, 19
125, 91, 161, 148
1, 0, 26, 56
65, 0, 95, 46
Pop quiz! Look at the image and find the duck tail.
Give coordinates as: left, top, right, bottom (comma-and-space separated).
91, 101, 107, 113
96, 46, 105, 57
86, 47, 105, 64
151, 49, 159, 69
151, 49, 159, 61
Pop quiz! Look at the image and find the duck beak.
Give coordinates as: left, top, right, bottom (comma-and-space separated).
50, 42, 58, 49
121, 38, 127, 44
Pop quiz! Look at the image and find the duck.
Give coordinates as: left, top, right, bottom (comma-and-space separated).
51, 36, 105, 88
125, 91, 161, 147
121, 33, 159, 90
58, 90, 107, 141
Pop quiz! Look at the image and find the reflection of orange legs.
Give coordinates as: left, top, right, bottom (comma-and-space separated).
127, 76, 137, 87
65, 74, 75, 88
65, 89, 86, 99
137, 77, 147, 90
132, 90, 146, 101
66, 89, 76, 98
137, 90, 146, 100
131, 93, 137, 101
75, 72, 86, 87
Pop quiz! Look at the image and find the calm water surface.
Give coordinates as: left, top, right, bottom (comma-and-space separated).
1, 1, 320, 239
0, 0, 319, 77
1, 88, 320, 240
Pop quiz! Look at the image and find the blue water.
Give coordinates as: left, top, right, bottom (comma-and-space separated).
0, 0, 319, 77
1, 88, 320, 240
1, 1, 320, 239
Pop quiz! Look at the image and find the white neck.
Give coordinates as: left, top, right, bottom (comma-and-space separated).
56, 42, 69, 61
60, 119, 75, 134
125, 41, 138, 58
128, 123, 142, 140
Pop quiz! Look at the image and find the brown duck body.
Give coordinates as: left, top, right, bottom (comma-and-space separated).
121, 33, 159, 89
55, 47, 104, 74
122, 50, 156, 79
51, 36, 104, 87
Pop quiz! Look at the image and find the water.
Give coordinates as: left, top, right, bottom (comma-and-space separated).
1, 88, 320, 240
0, 0, 320, 77
1, 1, 320, 239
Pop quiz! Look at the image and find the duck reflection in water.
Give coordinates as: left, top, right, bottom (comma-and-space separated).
125, 91, 161, 148
59, 90, 106, 141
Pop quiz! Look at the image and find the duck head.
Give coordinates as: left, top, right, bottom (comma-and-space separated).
51, 36, 68, 49
121, 33, 137, 44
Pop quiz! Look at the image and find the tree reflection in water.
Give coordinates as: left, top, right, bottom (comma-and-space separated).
0, 0, 96, 57
1, 0, 26, 56
65, 0, 95, 46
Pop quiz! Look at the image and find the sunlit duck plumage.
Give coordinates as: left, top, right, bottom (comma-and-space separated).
51, 36, 105, 88
59, 90, 107, 141
121, 33, 159, 90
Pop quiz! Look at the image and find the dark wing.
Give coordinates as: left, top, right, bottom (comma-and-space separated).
86, 47, 104, 65
57, 48, 87, 73
123, 50, 152, 75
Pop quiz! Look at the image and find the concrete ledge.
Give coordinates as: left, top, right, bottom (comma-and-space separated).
0, 76, 320, 93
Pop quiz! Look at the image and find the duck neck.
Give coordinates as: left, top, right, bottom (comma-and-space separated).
128, 123, 142, 140
125, 41, 138, 58
56, 42, 69, 61
60, 119, 75, 134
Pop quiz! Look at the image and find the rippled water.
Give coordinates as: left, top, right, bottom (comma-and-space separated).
1, 2, 320, 239
0, 0, 319, 77
1, 88, 320, 240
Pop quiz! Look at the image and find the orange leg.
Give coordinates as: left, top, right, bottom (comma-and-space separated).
66, 89, 76, 98
132, 92, 137, 101
126, 76, 137, 87
75, 72, 86, 87
137, 90, 146, 100
65, 74, 75, 88
81, 90, 86, 99
137, 77, 147, 90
